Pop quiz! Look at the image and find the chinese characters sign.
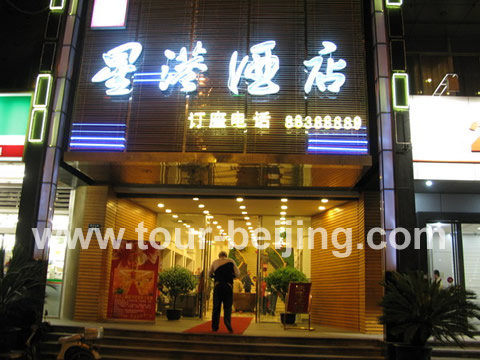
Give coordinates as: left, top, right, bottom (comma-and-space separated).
71, 0, 368, 156
92, 40, 346, 97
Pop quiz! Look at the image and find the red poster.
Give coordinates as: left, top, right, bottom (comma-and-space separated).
107, 241, 159, 321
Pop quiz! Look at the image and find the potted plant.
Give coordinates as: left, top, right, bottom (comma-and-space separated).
158, 266, 197, 320
265, 267, 308, 324
0, 247, 48, 352
379, 271, 480, 360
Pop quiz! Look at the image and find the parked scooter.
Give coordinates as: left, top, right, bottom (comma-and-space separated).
57, 327, 103, 360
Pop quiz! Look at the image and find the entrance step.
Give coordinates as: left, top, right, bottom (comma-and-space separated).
39, 325, 384, 360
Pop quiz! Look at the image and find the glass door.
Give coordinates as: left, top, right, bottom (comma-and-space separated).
461, 224, 480, 328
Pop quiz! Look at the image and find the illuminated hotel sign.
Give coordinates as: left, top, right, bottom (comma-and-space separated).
70, 0, 368, 156
0, 94, 32, 161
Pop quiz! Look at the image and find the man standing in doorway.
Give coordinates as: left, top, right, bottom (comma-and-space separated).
209, 251, 240, 333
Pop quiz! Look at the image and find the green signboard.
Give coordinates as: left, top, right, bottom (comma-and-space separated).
0, 93, 32, 159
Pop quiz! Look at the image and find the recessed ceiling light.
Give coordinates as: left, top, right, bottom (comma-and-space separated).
426, 180, 433, 187
246, 222, 252, 226
281, 221, 286, 225
281, 205, 288, 210
244, 216, 250, 220
242, 211, 248, 215
193, 197, 199, 201
248, 227, 253, 230
217, 225, 222, 229
178, 220, 183, 223
185, 224, 190, 228
236, 197, 244, 202
172, 214, 178, 218
318, 206, 326, 211
165, 209, 172, 213
280, 217, 285, 221
213, 221, 218, 225
157, 203, 165, 208
280, 211, 286, 215
281, 198, 288, 202
198, 204, 205, 208
203, 210, 209, 214
321, 198, 329, 203
239, 205, 246, 209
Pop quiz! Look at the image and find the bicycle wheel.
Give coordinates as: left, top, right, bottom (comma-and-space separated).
64, 347, 96, 360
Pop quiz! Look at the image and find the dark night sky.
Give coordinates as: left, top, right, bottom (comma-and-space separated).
0, 0, 50, 92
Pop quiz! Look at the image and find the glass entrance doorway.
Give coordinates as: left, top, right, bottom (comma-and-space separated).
131, 196, 345, 324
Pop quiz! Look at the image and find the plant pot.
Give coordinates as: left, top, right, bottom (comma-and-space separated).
0, 327, 22, 352
280, 313, 296, 325
394, 343, 432, 360
166, 308, 182, 320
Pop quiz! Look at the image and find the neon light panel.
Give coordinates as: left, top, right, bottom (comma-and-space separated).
91, 0, 129, 29
228, 41, 280, 96
33, 74, 52, 107
91, 42, 142, 96
159, 41, 208, 93
392, 73, 409, 111
49, 0, 65, 11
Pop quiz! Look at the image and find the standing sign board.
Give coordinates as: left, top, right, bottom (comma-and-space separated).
107, 241, 159, 321
284, 282, 313, 331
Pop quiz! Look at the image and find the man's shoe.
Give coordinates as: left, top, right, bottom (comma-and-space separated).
212, 328, 218, 332
227, 328, 234, 334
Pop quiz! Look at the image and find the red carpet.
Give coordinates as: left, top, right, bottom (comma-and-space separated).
183, 317, 253, 335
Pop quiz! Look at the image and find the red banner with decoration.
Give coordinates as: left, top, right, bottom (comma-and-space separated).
107, 241, 159, 321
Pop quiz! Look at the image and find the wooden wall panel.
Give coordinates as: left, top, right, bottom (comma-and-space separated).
74, 186, 110, 321
310, 193, 383, 334
74, 187, 158, 321
311, 200, 362, 331
362, 192, 383, 334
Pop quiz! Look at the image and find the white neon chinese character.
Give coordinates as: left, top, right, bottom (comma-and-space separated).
189, 112, 206, 129
253, 111, 271, 129
231, 111, 246, 128
304, 41, 346, 94
159, 41, 208, 93
91, 42, 143, 96
209, 111, 227, 128
228, 41, 280, 96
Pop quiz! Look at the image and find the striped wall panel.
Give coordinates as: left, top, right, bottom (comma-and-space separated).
74, 186, 110, 321
310, 193, 383, 334
74, 187, 158, 321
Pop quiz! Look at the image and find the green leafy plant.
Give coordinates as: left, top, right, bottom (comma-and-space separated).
0, 246, 48, 329
265, 267, 308, 301
379, 271, 480, 347
158, 266, 197, 309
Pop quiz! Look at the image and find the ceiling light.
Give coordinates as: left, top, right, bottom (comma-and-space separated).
165, 209, 172, 213
244, 216, 250, 220
321, 198, 329, 203
281, 221, 286, 225
198, 204, 205, 208
157, 203, 165, 208
246, 222, 251, 226
248, 227, 253, 230
426, 180, 433, 187
242, 211, 248, 215
172, 214, 178, 218
318, 206, 326, 211
185, 224, 190, 228
203, 210, 209, 214
280, 211, 286, 215
280, 217, 285, 221
281, 205, 288, 210
236, 197, 244, 202
193, 197, 199, 201
217, 225, 222, 229
281, 198, 288, 202
178, 220, 183, 223
213, 221, 218, 225
239, 205, 246, 209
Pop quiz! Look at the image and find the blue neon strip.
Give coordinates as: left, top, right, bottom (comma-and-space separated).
307, 146, 368, 152
132, 72, 161, 83
72, 123, 126, 127
71, 130, 125, 134
310, 132, 367, 137
71, 137, 126, 141
69, 143, 125, 148
135, 72, 162, 76
308, 139, 369, 144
